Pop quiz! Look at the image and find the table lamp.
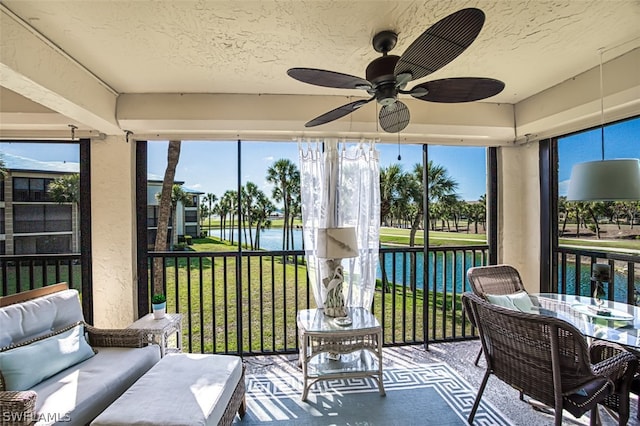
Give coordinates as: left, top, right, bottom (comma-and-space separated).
317, 227, 358, 319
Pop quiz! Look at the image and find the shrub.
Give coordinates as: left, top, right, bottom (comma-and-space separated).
151, 294, 166, 304
172, 242, 188, 251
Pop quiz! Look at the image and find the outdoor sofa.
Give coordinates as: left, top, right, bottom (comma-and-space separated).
0, 283, 160, 425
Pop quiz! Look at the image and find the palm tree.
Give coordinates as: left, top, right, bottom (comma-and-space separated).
203, 193, 217, 235
253, 192, 275, 249
558, 196, 569, 236
153, 140, 181, 296
478, 194, 487, 231
48, 173, 80, 252
427, 160, 458, 204
287, 174, 300, 250
266, 159, 298, 251
380, 164, 403, 226
218, 192, 233, 240
242, 182, 260, 249
199, 202, 208, 232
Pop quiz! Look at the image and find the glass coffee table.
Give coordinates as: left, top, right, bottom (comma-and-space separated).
297, 307, 385, 401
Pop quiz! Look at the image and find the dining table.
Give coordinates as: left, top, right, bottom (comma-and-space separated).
532, 293, 640, 354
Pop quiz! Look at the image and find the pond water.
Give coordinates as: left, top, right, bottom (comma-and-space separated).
209, 228, 638, 303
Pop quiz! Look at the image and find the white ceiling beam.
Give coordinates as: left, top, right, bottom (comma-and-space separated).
117, 93, 515, 145
0, 6, 121, 135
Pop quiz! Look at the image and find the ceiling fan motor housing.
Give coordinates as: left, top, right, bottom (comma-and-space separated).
366, 55, 400, 105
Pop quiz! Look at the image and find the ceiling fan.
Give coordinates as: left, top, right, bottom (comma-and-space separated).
287, 8, 505, 133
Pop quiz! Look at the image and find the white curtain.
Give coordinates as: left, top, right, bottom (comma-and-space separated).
299, 138, 380, 310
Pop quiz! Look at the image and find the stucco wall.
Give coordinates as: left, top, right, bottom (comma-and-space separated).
91, 135, 137, 327
498, 142, 542, 291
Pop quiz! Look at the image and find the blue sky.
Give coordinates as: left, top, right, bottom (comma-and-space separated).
146, 141, 488, 202
1, 116, 636, 203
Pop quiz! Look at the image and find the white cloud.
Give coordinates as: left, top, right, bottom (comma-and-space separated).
263, 156, 275, 162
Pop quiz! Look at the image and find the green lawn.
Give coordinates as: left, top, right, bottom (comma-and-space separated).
380, 227, 486, 247
559, 238, 640, 252
159, 236, 471, 353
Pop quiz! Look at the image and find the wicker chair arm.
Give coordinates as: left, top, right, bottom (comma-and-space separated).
590, 340, 638, 382
0, 390, 37, 426
84, 324, 147, 348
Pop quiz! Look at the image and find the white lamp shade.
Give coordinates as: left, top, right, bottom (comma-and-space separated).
567, 159, 640, 201
316, 227, 358, 259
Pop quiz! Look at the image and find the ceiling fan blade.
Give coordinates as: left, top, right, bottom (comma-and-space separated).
410, 77, 505, 103
305, 98, 373, 127
395, 8, 485, 82
379, 101, 410, 133
288, 68, 372, 90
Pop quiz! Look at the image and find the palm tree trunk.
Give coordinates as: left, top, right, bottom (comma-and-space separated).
171, 205, 178, 247
153, 140, 181, 296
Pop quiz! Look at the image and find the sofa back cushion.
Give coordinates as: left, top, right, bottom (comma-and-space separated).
0, 289, 85, 348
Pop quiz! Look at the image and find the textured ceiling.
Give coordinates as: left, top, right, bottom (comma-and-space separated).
3, 0, 640, 105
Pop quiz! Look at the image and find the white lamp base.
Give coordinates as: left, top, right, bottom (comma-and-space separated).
322, 259, 347, 318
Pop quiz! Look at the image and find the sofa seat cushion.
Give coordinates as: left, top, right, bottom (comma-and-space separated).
91, 353, 243, 426
32, 345, 160, 426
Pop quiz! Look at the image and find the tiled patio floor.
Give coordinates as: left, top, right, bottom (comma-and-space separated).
243, 340, 639, 426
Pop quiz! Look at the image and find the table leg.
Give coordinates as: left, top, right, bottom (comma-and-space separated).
376, 331, 385, 396
301, 334, 309, 401
160, 332, 166, 358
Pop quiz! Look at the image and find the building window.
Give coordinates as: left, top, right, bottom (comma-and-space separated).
0, 208, 4, 234
147, 206, 173, 228
12, 177, 55, 202
184, 210, 198, 223
13, 177, 28, 201
0, 241, 4, 255
147, 206, 158, 227
14, 235, 71, 255
185, 225, 198, 236
0, 177, 4, 201
13, 204, 72, 233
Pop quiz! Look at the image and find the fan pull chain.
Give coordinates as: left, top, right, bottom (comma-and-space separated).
397, 131, 402, 160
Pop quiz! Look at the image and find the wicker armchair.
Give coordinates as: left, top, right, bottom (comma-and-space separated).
590, 343, 639, 424
466, 264, 526, 365
462, 292, 637, 426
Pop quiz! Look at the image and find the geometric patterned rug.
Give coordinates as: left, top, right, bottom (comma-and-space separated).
235, 363, 513, 425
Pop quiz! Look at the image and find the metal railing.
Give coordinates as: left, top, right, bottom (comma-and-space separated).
146, 245, 488, 355
9, 245, 637, 358
0, 253, 82, 296
554, 246, 640, 305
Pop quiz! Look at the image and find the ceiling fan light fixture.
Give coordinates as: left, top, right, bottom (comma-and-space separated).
566, 49, 640, 201
287, 8, 504, 133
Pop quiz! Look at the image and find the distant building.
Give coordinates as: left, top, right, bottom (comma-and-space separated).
0, 154, 201, 255
146, 175, 202, 249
